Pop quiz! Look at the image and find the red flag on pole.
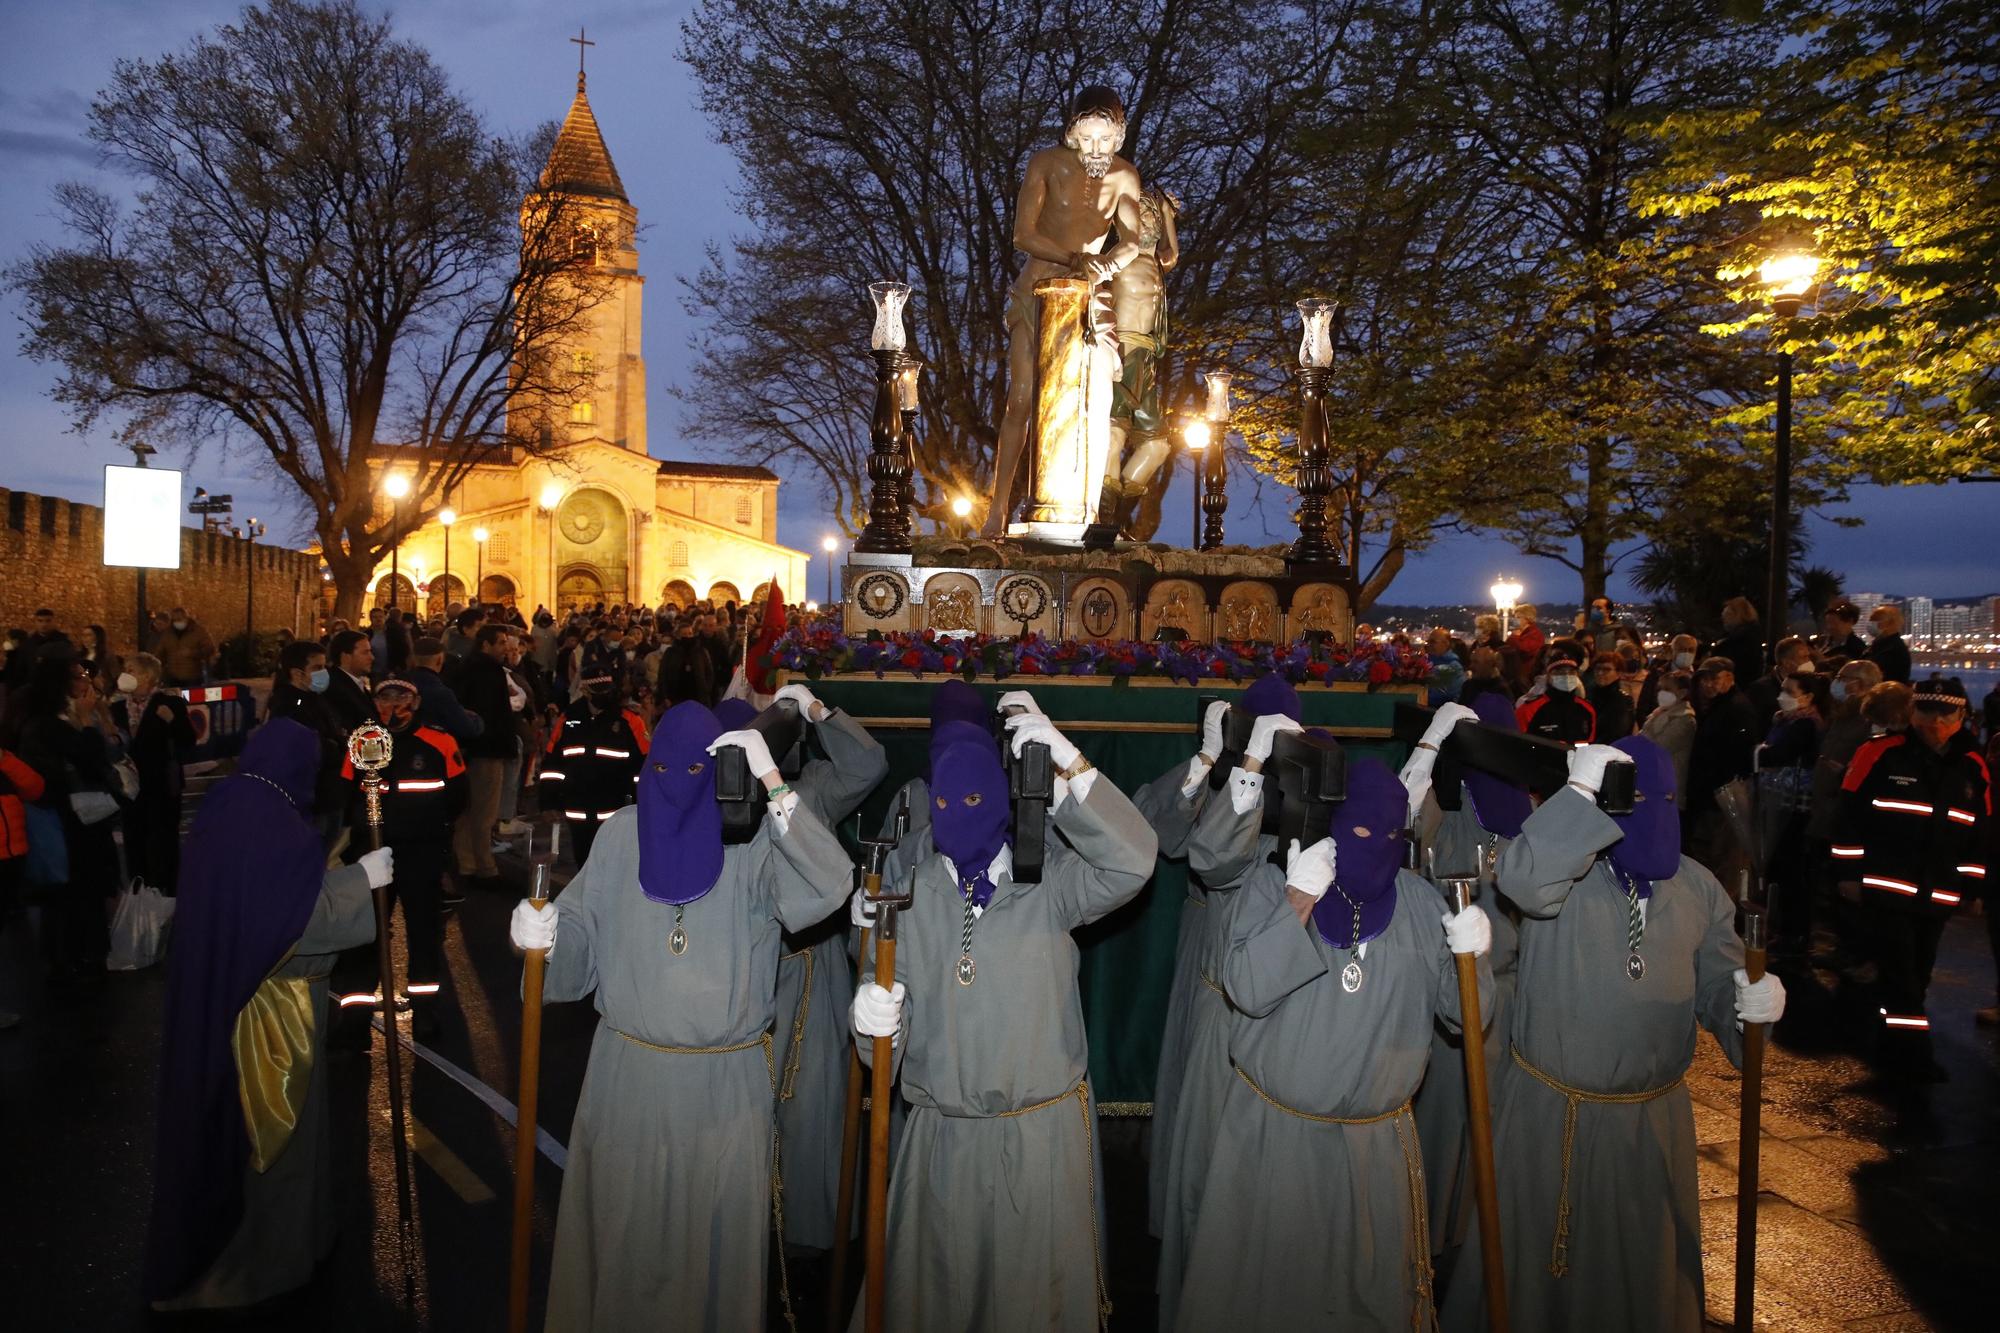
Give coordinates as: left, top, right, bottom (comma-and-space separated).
745, 576, 787, 694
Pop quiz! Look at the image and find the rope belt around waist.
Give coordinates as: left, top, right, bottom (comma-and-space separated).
610, 1027, 771, 1059
1199, 970, 1224, 998
1510, 1045, 1684, 1279
1233, 1065, 1432, 1327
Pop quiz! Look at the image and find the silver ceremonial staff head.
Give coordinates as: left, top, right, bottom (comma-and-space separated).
346, 721, 394, 775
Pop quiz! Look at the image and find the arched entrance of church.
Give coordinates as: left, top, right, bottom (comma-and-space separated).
557, 566, 606, 614
707, 581, 742, 607
660, 579, 698, 610
426, 574, 465, 621
479, 574, 517, 609
553, 488, 629, 607
373, 573, 416, 611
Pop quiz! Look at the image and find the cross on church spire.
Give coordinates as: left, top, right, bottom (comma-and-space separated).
571, 26, 595, 89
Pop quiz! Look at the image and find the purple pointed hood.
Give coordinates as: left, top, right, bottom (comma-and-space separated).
638, 701, 725, 905
930, 677, 989, 729
1242, 672, 1303, 721
1313, 757, 1407, 949
146, 719, 330, 1300
1607, 735, 1680, 887
931, 728, 1011, 908
713, 698, 758, 730
1464, 691, 1532, 838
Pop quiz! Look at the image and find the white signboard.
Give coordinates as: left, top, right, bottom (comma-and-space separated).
102, 465, 184, 569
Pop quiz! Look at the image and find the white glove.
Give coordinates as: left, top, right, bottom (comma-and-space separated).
851, 889, 878, 930
852, 981, 906, 1043
510, 899, 557, 953
1200, 700, 1229, 761
1006, 713, 1081, 771
708, 728, 779, 781
774, 683, 825, 722
1422, 702, 1479, 749
1442, 905, 1493, 957
1565, 744, 1631, 798
1284, 837, 1337, 901
996, 689, 1044, 717
1245, 712, 1305, 763
358, 846, 395, 889
1734, 968, 1786, 1027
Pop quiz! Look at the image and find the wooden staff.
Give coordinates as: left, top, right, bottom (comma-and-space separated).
347, 725, 410, 1151
863, 799, 914, 1333
1733, 898, 1769, 1333
1445, 877, 1509, 1333
508, 821, 559, 1333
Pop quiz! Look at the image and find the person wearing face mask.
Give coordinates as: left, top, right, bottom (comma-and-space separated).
1516, 655, 1596, 744
1864, 604, 1911, 684
329, 679, 465, 1042
1152, 673, 1308, 1326
156, 607, 217, 688
1640, 670, 1697, 811
537, 669, 650, 869
265, 641, 346, 833
1757, 671, 1831, 956
1585, 652, 1635, 740
509, 702, 851, 1330
1441, 737, 1782, 1333
850, 713, 1157, 1332
1176, 761, 1492, 1332
113, 653, 194, 896
1830, 678, 1989, 1085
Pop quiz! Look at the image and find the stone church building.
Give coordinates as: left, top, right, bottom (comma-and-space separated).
366, 70, 806, 618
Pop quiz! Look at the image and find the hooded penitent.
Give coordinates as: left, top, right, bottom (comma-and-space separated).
145, 719, 331, 1301
1241, 672, 1303, 723
1605, 735, 1680, 892
1312, 757, 1408, 949
637, 701, 725, 906
930, 678, 989, 730
713, 698, 758, 731
931, 728, 1012, 909
1464, 691, 1532, 839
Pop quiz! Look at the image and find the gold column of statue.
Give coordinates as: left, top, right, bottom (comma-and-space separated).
981, 86, 1145, 541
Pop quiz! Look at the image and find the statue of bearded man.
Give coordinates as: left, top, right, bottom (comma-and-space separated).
980, 85, 1146, 540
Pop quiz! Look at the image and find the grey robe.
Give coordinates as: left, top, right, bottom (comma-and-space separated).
773, 709, 888, 1249
154, 864, 377, 1311
1128, 757, 1210, 1238
1440, 788, 1745, 1333
1153, 775, 1273, 1331
541, 798, 853, 1333
1412, 798, 1521, 1262
864, 776, 1157, 1332
1175, 863, 1491, 1332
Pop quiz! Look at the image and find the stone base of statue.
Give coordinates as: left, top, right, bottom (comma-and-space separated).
1008, 276, 1117, 544
839, 538, 1355, 646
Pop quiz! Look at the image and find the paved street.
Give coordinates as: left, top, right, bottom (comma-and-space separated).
2, 834, 1994, 1331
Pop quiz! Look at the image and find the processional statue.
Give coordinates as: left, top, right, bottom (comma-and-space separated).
983, 86, 1176, 543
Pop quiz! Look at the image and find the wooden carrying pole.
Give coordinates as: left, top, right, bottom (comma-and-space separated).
1733, 901, 1769, 1333
864, 914, 898, 1333
508, 823, 558, 1333
826, 930, 869, 1332
1448, 879, 1509, 1333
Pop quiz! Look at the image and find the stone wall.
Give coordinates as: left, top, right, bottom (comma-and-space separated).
0, 487, 319, 655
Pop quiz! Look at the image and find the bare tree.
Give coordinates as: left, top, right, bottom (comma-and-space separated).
9, 0, 608, 619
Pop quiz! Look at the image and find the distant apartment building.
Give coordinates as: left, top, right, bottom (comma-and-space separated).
1906, 596, 1935, 642
1932, 602, 1972, 641
1989, 595, 2000, 632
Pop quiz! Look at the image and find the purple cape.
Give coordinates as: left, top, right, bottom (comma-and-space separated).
1313, 757, 1407, 949
1242, 671, 1303, 721
638, 701, 725, 905
145, 718, 330, 1300
1464, 691, 1532, 838
931, 731, 1011, 908
1607, 735, 1680, 888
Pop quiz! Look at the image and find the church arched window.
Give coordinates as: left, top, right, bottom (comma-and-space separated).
670, 540, 689, 567
735, 493, 753, 525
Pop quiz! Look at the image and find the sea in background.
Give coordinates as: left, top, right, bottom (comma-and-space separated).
1913, 660, 1999, 711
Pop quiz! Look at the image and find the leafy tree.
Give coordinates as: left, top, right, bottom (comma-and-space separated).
1637, 0, 2000, 483
8, 0, 607, 619
1631, 454, 1812, 640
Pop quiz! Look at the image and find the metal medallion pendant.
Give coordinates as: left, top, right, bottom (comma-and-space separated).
669, 921, 688, 956
956, 954, 976, 986
1341, 959, 1365, 994
1625, 950, 1645, 981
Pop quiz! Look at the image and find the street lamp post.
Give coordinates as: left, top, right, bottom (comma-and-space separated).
1289, 298, 1338, 568
540, 484, 564, 614
439, 506, 456, 613
1759, 251, 1817, 666
241, 517, 266, 635
856, 281, 913, 554
1202, 372, 1233, 552
1490, 577, 1524, 642
1183, 418, 1210, 549
821, 535, 839, 607
473, 526, 490, 606
382, 472, 412, 612
128, 440, 155, 649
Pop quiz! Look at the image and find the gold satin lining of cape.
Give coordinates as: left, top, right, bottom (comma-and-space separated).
233, 973, 316, 1173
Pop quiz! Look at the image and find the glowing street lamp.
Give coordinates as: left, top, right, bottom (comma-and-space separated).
1200, 370, 1233, 551
438, 506, 456, 610
381, 472, 413, 610
540, 484, 564, 613
1490, 577, 1524, 640
950, 494, 973, 540
821, 534, 839, 607
1756, 247, 1818, 661
1183, 417, 1210, 548
473, 525, 490, 605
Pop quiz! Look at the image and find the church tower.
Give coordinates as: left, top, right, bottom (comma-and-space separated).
517, 61, 647, 455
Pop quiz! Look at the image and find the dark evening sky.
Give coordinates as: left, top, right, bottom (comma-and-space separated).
1, 1, 1988, 609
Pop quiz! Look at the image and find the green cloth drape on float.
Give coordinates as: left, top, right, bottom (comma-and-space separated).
802, 675, 1423, 1110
